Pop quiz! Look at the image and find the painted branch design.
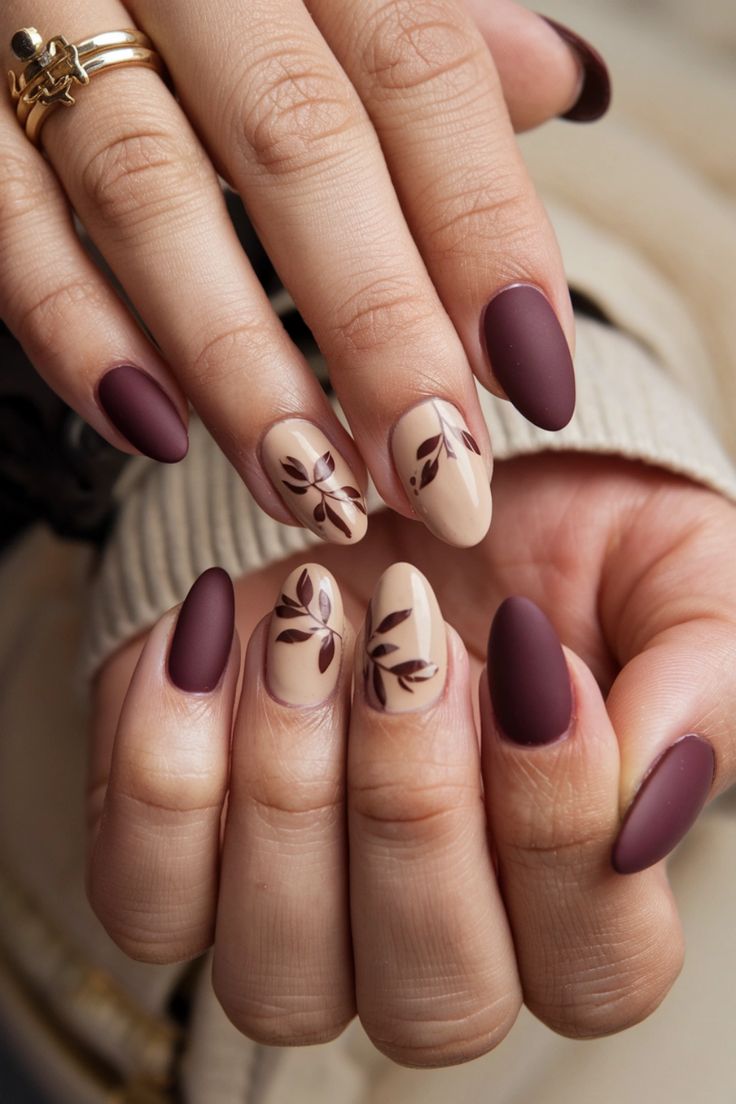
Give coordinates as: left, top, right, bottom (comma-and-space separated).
275, 567, 341, 674
410, 402, 481, 494
363, 601, 439, 709
281, 451, 366, 539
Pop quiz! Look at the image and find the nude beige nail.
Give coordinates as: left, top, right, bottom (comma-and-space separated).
267, 564, 344, 706
363, 563, 447, 713
392, 399, 492, 547
262, 419, 367, 544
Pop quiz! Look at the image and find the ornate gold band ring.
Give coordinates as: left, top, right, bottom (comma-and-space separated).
8, 28, 164, 146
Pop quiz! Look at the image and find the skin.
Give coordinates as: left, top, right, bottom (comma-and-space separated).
88, 454, 736, 1066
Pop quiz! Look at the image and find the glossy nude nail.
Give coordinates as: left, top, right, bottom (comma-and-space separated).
364, 563, 446, 713
612, 735, 715, 875
97, 364, 188, 463
540, 16, 612, 123
266, 564, 344, 706
261, 419, 367, 544
168, 567, 235, 693
487, 596, 572, 746
392, 398, 492, 547
481, 284, 576, 431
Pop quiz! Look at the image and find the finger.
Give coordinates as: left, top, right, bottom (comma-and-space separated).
482, 598, 684, 1039
465, 0, 611, 130
129, 0, 494, 548
348, 564, 521, 1067
6, 3, 369, 545
213, 564, 355, 1046
88, 568, 237, 962
0, 86, 188, 462
307, 0, 576, 429
601, 492, 736, 874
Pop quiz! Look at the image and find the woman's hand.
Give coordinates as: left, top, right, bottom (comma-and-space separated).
87, 453, 736, 1066
0, 1, 607, 548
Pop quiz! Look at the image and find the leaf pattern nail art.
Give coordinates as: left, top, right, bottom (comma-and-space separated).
409, 401, 481, 495
275, 567, 341, 674
280, 450, 366, 540
364, 603, 439, 709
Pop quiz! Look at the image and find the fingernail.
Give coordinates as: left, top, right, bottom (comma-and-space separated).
540, 16, 611, 123
168, 567, 235, 693
487, 596, 572, 746
392, 398, 492, 547
481, 284, 576, 431
97, 364, 188, 463
261, 419, 367, 544
364, 563, 446, 713
611, 735, 715, 875
266, 564, 344, 706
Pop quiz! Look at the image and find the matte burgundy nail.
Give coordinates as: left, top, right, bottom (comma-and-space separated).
481, 284, 576, 431
487, 596, 572, 746
611, 735, 715, 875
98, 364, 188, 463
168, 568, 235, 693
540, 16, 611, 123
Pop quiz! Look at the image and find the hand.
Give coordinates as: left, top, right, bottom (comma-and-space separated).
87, 453, 735, 1067
0, 1, 608, 549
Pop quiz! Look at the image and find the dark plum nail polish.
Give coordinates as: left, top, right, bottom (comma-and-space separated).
487, 596, 572, 746
98, 364, 188, 463
168, 568, 235, 693
612, 735, 715, 875
540, 16, 611, 123
481, 284, 576, 431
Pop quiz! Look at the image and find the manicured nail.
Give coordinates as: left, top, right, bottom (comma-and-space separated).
266, 564, 344, 706
392, 398, 492, 547
97, 364, 188, 463
168, 567, 235, 693
363, 563, 446, 713
481, 284, 576, 431
540, 16, 611, 123
261, 419, 367, 545
611, 735, 715, 875
487, 596, 572, 746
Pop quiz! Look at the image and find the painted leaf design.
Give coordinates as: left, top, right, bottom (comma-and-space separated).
365, 600, 373, 641
416, 434, 441, 460
297, 568, 313, 607
319, 633, 336, 673
282, 481, 309, 495
419, 457, 440, 489
338, 485, 362, 499
325, 501, 351, 539
281, 461, 309, 482
281, 594, 300, 608
397, 677, 413, 693
369, 642, 399, 659
373, 664, 387, 708
389, 659, 436, 676
406, 668, 439, 681
376, 608, 411, 633
284, 455, 309, 480
314, 500, 326, 523
354, 500, 368, 515
276, 629, 312, 643
318, 585, 331, 623
462, 430, 481, 454
313, 451, 335, 484
275, 605, 304, 619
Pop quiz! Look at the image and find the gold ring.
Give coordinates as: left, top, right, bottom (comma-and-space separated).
8, 28, 165, 146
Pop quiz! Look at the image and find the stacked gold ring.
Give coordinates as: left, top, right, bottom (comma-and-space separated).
8, 28, 164, 146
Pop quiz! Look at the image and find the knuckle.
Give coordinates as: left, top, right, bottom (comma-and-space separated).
186, 318, 274, 392
86, 881, 209, 965
328, 276, 437, 354
422, 168, 537, 256
80, 125, 200, 227
248, 774, 344, 833
213, 977, 352, 1047
0, 149, 53, 236
365, 996, 518, 1068
362, 0, 484, 95
13, 278, 107, 350
233, 42, 362, 177
350, 769, 476, 846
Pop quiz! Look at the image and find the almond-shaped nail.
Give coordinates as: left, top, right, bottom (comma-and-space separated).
481, 284, 576, 431
611, 735, 715, 875
266, 564, 344, 706
392, 398, 492, 547
98, 364, 188, 463
261, 419, 367, 544
168, 567, 235, 693
487, 596, 572, 746
363, 563, 446, 713
540, 16, 611, 123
